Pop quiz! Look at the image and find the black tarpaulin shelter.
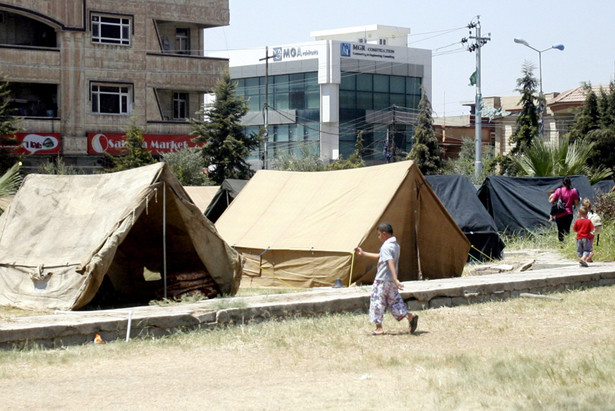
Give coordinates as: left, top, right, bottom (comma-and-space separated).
204, 179, 248, 223
426, 175, 505, 261
593, 179, 615, 194
477, 175, 594, 235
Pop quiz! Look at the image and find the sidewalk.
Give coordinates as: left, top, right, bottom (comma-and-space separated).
1, 260, 614, 349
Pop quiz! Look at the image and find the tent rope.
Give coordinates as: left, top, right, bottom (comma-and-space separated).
470, 244, 497, 263
349, 251, 355, 287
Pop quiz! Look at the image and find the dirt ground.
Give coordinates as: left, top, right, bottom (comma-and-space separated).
1, 249, 612, 410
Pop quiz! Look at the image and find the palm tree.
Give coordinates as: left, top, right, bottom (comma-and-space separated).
0, 162, 22, 214
514, 135, 613, 183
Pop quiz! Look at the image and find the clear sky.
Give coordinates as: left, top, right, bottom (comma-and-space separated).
204, 0, 615, 118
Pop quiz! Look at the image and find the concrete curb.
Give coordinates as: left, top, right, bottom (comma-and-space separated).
1, 262, 614, 349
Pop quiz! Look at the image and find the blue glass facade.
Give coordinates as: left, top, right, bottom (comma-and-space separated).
339, 72, 422, 161
235, 70, 422, 163
236, 72, 320, 159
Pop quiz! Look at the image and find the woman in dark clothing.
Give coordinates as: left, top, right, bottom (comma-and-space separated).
550, 176, 580, 241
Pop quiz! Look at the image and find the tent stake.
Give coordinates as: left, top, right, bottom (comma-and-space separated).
163, 182, 167, 300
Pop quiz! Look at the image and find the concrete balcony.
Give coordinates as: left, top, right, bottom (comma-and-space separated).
0, 46, 61, 82
145, 53, 228, 92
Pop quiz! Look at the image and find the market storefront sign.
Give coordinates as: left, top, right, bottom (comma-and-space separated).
87, 133, 200, 155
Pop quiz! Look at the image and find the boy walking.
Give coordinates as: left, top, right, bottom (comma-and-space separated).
355, 222, 418, 335
573, 206, 594, 267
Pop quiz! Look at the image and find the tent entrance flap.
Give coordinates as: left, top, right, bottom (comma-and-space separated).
88, 186, 220, 308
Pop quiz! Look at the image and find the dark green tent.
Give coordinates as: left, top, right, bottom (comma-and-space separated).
204, 179, 247, 223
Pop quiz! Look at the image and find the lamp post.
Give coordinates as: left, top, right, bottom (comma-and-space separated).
513, 38, 564, 139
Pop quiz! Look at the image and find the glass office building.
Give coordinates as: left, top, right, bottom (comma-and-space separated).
220, 25, 432, 167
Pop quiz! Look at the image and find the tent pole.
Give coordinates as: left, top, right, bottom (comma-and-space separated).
163, 182, 167, 299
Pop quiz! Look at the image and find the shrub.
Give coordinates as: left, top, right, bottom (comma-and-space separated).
594, 192, 615, 223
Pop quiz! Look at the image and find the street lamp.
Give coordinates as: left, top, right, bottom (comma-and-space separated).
513, 38, 565, 139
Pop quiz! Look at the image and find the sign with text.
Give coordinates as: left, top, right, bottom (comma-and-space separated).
340, 42, 396, 60
5, 133, 62, 155
87, 133, 201, 155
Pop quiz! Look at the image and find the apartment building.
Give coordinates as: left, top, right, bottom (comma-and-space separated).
0, 0, 228, 171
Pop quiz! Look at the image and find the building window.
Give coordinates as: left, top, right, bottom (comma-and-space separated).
379, 39, 387, 45
91, 83, 131, 114
92, 14, 131, 45
173, 92, 188, 119
176, 28, 190, 54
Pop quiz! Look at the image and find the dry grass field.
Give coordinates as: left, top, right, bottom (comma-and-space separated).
1, 284, 614, 410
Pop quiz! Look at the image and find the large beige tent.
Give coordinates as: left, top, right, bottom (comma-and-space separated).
183, 185, 220, 213
0, 163, 242, 311
216, 160, 470, 288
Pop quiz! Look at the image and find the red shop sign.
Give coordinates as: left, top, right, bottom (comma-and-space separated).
2, 132, 62, 155
87, 132, 201, 155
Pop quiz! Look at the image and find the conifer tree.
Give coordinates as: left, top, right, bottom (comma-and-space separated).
406, 92, 442, 175
110, 120, 156, 171
510, 62, 539, 154
190, 71, 260, 185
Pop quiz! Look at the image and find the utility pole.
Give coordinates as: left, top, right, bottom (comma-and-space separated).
463, 16, 490, 180
259, 46, 275, 169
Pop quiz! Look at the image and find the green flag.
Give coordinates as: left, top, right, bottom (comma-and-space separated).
469, 71, 477, 86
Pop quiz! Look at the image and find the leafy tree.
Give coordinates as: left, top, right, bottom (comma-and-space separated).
327, 131, 366, 170
161, 147, 212, 186
190, 71, 260, 185
446, 137, 495, 184
0, 78, 21, 174
406, 92, 442, 175
510, 62, 539, 154
568, 83, 600, 143
585, 128, 615, 172
272, 142, 325, 171
109, 119, 156, 171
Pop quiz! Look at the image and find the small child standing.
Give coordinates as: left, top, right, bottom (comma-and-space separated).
582, 198, 602, 254
573, 206, 594, 267
548, 189, 556, 222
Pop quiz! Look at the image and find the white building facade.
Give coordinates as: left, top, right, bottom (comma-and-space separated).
217, 25, 432, 167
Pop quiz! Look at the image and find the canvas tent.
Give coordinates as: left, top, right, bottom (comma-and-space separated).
593, 179, 615, 195
477, 175, 594, 235
425, 175, 505, 261
204, 179, 247, 223
183, 185, 220, 214
0, 163, 242, 311
215, 161, 470, 288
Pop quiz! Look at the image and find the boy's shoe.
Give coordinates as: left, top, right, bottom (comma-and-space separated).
579, 260, 588, 267
410, 314, 419, 334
